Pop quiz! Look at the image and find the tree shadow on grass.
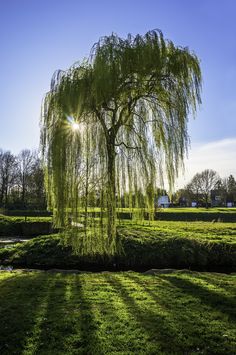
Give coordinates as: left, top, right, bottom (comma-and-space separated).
104, 273, 187, 354
158, 273, 236, 321
108, 273, 236, 354
0, 272, 54, 355
32, 274, 103, 355
154, 273, 236, 354
1, 271, 235, 355
0, 273, 103, 355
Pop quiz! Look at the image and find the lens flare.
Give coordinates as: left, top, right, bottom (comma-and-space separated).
72, 122, 79, 131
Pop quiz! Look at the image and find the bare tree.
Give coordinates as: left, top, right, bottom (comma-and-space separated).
186, 169, 219, 207
0, 150, 18, 206
17, 149, 37, 207
27, 155, 46, 209
186, 173, 203, 205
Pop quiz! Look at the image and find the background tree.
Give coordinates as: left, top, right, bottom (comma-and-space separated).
185, 173, 203, 206
0, 150, 18, 207
172, 188, 192, 206
186, 169, 219, 207
27, 155, 46, 209
41, 30, 202, 254
17, 149, 36, 208
211, 178, 227, 206
0, 148, 46, 210
226, 174, 236, 202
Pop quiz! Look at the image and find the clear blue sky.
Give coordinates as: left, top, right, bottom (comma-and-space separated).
0, 0, 235, 183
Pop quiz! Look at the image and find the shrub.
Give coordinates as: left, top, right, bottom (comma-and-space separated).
1, 227, 235, 272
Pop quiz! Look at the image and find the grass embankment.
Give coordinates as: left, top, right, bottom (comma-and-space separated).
154, 208, 236, 222
0, 215, 53, 236
1, 221, 235, 271
65, 207, 236, 222
159, 207, 236, 213
66, 207, 236, 213
0, 270, 235, 354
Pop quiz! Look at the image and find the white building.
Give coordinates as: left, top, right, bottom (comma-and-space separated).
156, 195, 170, 208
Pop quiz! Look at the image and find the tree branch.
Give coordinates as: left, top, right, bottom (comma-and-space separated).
115, 141, 141, 150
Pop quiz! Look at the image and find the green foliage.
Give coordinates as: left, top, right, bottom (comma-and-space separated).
41, 29, 202, 255
0, 215, 53, 236
1, 221, 235, 270
1, 209, 52, 217
67, 207, 236, 222
154, 209, 236, 222
0, 271, 235, 354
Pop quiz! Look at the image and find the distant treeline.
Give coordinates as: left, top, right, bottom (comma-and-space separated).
1, 148, 236, 212
173, 169, 236, 207
0, 148, 46, 210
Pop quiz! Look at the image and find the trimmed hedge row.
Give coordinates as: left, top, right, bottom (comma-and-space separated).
1, 209, 52, 217
1, 209, 236, 222
154, 211, 236, 222
1, 231, 235, 272
67, 211, 236, 222
0, 219, 53, 236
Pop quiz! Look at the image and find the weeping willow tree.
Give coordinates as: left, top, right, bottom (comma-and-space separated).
41, 29, 202, 255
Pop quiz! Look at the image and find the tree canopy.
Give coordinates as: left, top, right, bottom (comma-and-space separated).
41, 29, 202, 254
186, 169, 219, 207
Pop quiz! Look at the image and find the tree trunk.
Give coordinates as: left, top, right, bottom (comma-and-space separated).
22, 173, 26, 207
205, 194, 209, 209
84, 144, 89, 231
106, 138, 116, 247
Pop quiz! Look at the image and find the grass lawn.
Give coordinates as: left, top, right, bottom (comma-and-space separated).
118, 220, 236, 243
155, 207, 236, 213
68, 207, 236, 213
0, 215, 52, 222
1, 220, 235, 271
0, 270, 235, 354
0, 215, 53, 237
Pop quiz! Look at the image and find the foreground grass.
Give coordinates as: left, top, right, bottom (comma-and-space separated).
0, 270, 235, 354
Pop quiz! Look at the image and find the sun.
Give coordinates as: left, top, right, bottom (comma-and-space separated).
72, 122, 79, 131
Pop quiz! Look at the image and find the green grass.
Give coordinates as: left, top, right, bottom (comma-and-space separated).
68, 207, 236, 213
0, 215, 52, 222
156, 207, 236, 213
0, 270, 235, 354
67, 207, 236, 222
0, 215, 53, 236
118, 220, 236, 243
1, 220, 235, 271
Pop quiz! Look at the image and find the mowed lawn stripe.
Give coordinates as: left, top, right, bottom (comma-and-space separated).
0, 271, 235, 354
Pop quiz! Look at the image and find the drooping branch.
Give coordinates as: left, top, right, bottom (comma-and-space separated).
41, 29, 202, 255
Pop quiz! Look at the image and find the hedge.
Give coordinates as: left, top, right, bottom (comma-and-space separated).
0, 231, 235, 272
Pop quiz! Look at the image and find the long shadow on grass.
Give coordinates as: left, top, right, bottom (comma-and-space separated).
126, 273, 236, 354
104, 273, 186, 354
0, 273, 103, 355
158, 274, 236, 321
29, 274, 103, 355
0, 272, 54, 355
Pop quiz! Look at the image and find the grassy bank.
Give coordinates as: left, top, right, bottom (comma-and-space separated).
1, 207, 236, 226
0, 270, 235, 354
1, 221, 235, 271
134, 207, 236, 222
67, 207, 236, 222
0, 215, 53, 236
